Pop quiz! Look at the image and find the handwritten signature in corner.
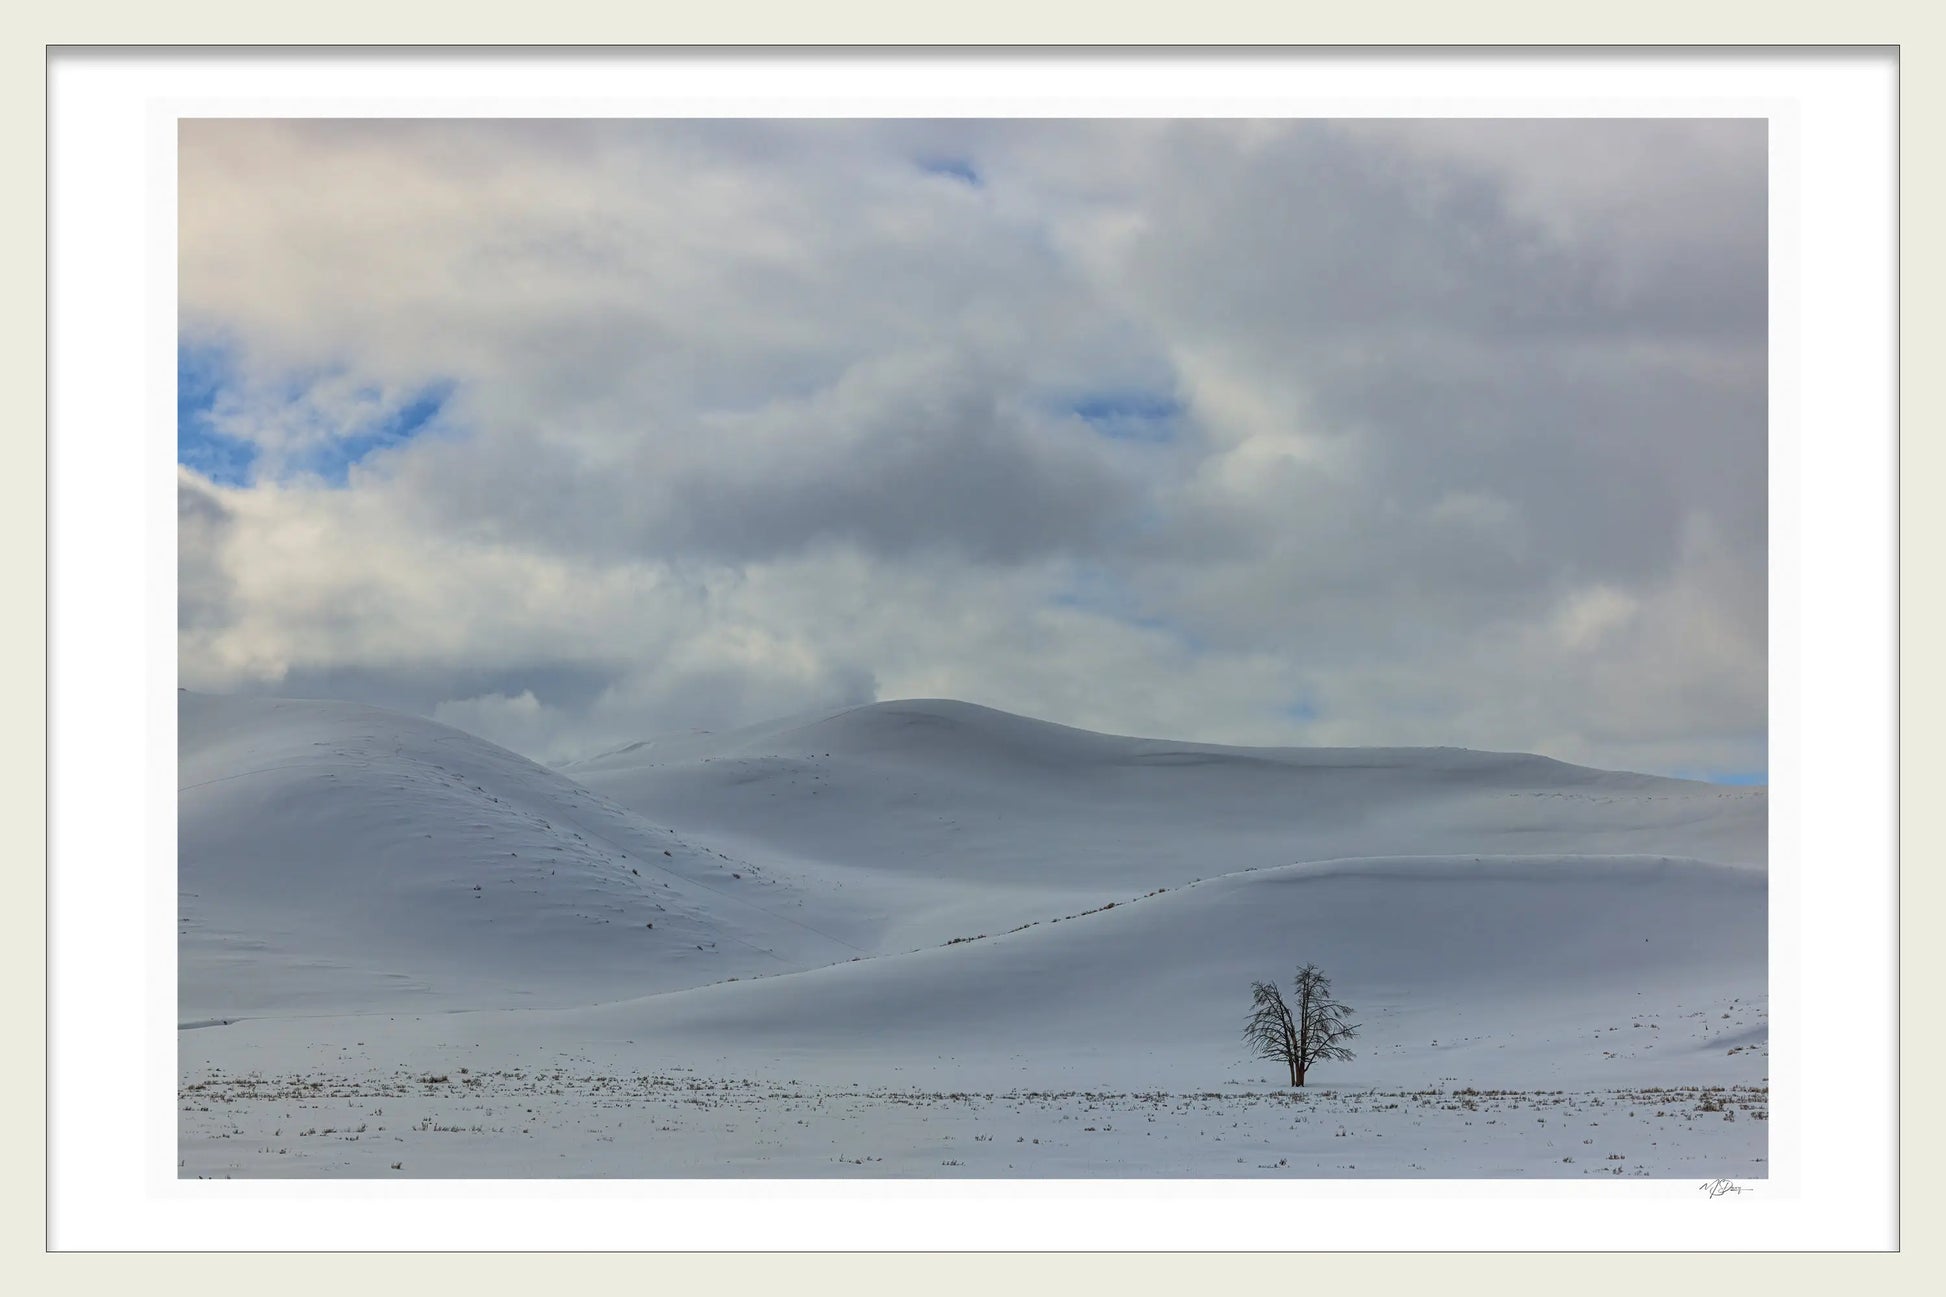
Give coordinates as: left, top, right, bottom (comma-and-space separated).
1698, 1178, 1754, 1199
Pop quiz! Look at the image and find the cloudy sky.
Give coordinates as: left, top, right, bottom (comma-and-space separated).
177, 118, 1766, 779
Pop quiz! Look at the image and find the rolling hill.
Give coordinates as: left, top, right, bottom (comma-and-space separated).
179, 692, 1767, 1160
564, 697, 1765, 952
178, 693, 863, 1019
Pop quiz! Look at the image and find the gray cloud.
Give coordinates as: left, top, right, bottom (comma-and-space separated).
177, 473, 235, 632
388, 350, 1149, 566
177, 119, 1766, 776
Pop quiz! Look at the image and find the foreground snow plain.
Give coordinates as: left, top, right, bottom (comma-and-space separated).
179, 694, 1767, 1178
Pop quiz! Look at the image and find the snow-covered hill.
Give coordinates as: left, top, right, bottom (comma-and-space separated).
179, 692, 1767, 1175
179, 693, 862, 1019
566, 698, 1766, 951
550, 852, 1766, 1090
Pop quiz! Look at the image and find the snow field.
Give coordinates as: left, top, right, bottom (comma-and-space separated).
180, 693, 1767, 1176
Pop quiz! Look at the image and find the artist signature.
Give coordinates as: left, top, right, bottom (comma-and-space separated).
1698, 1178, 1753, 1199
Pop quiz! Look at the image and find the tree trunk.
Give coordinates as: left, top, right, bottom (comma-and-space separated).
1295, 1063, 1306, 1087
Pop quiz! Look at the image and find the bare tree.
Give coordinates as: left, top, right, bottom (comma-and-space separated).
1243, 963, 1359, 1086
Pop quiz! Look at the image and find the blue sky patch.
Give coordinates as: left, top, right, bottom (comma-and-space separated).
178, 425, 260, 487
178, 341, 258, 486
919, 158, 981, 186
177, 339, 454, 487
1069, 391, 1184, 443
283, 382, 453, 486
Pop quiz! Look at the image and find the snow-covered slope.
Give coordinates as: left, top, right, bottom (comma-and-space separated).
184, 849, 1766, 1093
181, 692, 1767, 1174
178, 693, 862, 1019
566, 698, 1766, 950
549, 852, 1765, 1089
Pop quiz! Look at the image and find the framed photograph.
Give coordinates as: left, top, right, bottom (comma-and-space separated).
36, 32, 1909, 1262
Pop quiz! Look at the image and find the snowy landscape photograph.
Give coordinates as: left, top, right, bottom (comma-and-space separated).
176, 117, 1768, 1180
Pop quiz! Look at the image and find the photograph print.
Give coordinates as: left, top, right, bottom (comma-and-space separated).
177, 118, 1767, 1179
